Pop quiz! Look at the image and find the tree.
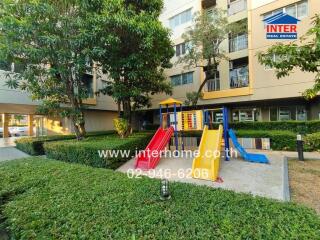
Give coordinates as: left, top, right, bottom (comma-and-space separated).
179, 8, 246, 106
258, 14, 320, 99
0, 0, 111, 139
98, 0, 174, 124
14, 115, 24, 125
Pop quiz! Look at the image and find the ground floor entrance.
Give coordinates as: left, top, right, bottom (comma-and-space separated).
0, 113, 47, 138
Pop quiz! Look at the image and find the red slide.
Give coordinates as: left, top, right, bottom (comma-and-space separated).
135, 126, 174, 170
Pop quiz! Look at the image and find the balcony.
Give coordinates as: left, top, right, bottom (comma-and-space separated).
229, 34, 248, 52
204, 78, 220, 92
228, 0, 247, 16
202, 0, 216, 9
229, 66, 249, 89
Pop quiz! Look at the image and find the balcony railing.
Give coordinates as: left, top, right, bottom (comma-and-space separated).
228, 0, 247, 16
229, 66, 249, 88
205, 78, 220, 92
229, 34, 248, 52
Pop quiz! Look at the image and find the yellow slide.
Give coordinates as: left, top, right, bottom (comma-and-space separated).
192, 125, 223, 181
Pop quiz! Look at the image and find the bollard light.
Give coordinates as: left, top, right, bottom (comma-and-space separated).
160, 179, 171, 200
296, 134, 304, 161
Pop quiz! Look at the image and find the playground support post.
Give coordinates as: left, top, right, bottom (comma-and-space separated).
180, 104, 184, 151
223, 107, 230, 161
166, 104, 170, 128
173, 103, 179, 154
159, 105, 162, 128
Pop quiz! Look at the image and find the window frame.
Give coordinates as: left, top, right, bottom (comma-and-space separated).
170, 72, 194, 87
263, 0, 308, 20
169, 8, 192, 29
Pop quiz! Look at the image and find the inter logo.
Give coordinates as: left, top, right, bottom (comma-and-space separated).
263, 12, 300, 39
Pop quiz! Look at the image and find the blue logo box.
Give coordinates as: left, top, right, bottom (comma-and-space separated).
266, 33, 297, 39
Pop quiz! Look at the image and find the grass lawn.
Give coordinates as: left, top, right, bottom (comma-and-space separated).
288, 159, 320, 214
0, 158, 319, 239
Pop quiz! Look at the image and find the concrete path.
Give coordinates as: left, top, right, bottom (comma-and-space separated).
0, 147, 30, 162
118, 152, 286, 201
0, 137, 19, 148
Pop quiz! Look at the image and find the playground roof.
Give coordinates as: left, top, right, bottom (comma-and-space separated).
159, 98, 183, 106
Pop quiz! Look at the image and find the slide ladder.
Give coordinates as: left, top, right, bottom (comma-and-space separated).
192, 125, 223, 181
135, 127, 174, 170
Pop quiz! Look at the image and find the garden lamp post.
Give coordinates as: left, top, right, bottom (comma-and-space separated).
297, 134, 304, 161
160, 179, 171, 200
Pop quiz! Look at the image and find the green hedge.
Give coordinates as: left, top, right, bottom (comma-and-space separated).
229, 121, 320, 134
1, 158, 319, 239
305, 132, 320, 151
182, 130, 297, 151
15, 131, 115, 156
148, 121, 320, 134
44, 132, 153, 169
235, 130, 297, 151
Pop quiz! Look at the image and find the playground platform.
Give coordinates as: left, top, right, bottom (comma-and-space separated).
117, 151, 287, 201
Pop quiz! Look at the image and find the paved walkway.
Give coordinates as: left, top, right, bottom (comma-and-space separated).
0, 137, 19, 148
118, 152, 287, 201
0, 147, 30, 162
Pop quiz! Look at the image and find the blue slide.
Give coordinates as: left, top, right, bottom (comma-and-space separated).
228, 129, 269, 164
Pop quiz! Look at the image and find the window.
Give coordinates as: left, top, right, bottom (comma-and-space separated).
169, 9, 192, 29
232, 108, 261, 122
206, 110, 223, 123
228, 0, 247, 15
205, 72, 220, 92
82, 74, 94, 98
270, 107, 278, 121
170, 72, 193, 87
229, 33, 248, 52
269, 106, 306, 121
297, 106, 307, 121
263, 1, 308, 20
230, 66, 249, 88
297, 1, 308, 18
175, 43, 186, 57
279, 109, 290, 121
264, 53, 288, 70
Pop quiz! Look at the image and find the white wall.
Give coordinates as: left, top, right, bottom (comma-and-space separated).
160, 0, 201, 40
251, 0, 277, 10
0, 71, 40, 106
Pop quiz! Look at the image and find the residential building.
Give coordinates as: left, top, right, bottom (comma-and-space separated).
0, 63, 118, 137
145, 0, 320, 126
1, 0, 320, 137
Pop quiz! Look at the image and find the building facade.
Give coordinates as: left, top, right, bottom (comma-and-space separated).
1, 0, 320, 137
145, 0, 320, 126
0, 63, 118, 137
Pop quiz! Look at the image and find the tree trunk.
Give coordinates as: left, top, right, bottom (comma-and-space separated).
121, 98, 132, 137
194, 63, 217, 106
117, 101, 121, 117
122, 99, 132, 123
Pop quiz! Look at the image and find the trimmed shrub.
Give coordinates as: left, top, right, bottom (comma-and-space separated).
229, 121, 320, 134
145, 121, 320, 133
235, 130, 297, 151
182, 130, 297, 151
15, 131, 115, 156
305, 132, 320, 151
44, 132, 153, 169
0, 158, 319, 239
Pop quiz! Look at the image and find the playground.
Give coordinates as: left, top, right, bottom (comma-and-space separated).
119, 98, 286, 200
118, 151, 286, 200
